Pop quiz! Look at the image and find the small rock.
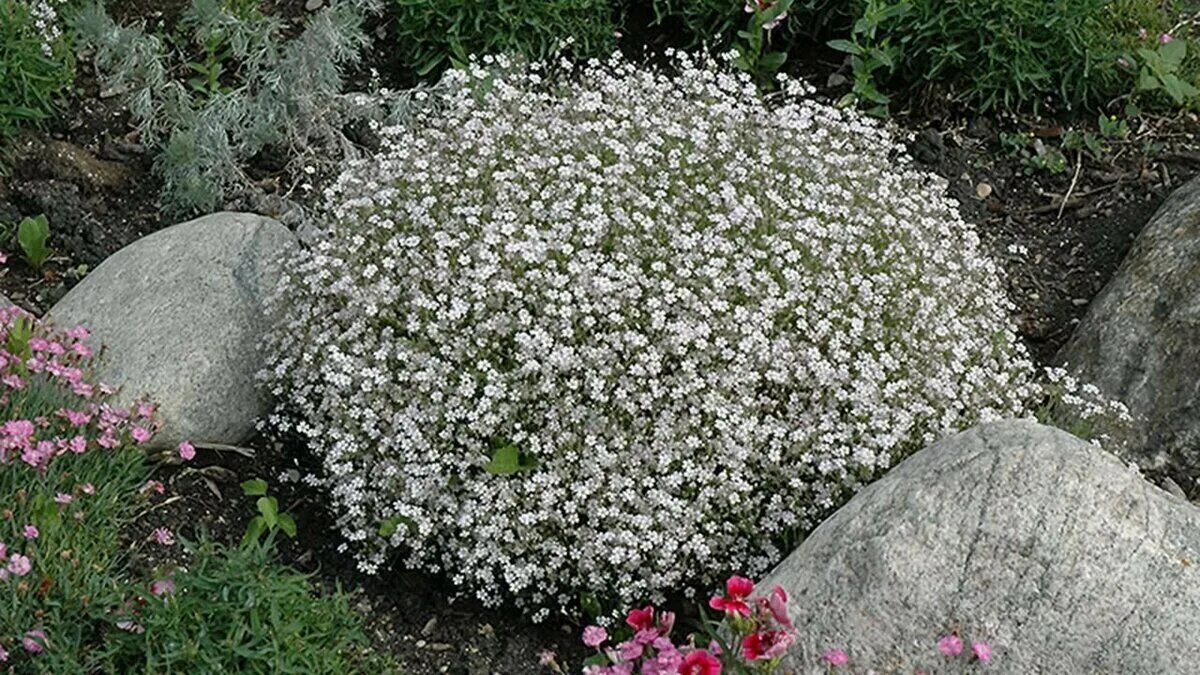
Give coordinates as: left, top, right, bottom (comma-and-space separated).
421, 617, 438, 636
1071, 298, 1089, 307
975, 182, 993, 200
426, 643, 453, 652
304, 0, 323, 10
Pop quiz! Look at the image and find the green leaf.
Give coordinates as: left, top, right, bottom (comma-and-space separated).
276, 512, 296, 538
241, 479, 268, 496
257, 496, 278, 528
484, 443, 535, 475
17, 214, 51, 270
1160, 39, 1187, 69
580, 591, 602, 618
583, 654, 609, 667
759, 51, 787, 71
827, 39, 862, 56
1137, 70, 1160, 91
378, 515, 417, 538
243, 516, 266, 546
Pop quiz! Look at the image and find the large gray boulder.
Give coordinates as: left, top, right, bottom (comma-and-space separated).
47, 212, 296, 447
1058, 177, 1200, 478
759, 420, 1200, 674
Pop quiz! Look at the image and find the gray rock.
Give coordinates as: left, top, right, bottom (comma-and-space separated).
47, 212, 296, 447
1058, 177, 1200, 476
760, 420, 1200, 674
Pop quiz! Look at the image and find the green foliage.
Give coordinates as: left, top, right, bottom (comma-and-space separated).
648, 0, 851, 46
732, 0, 793, 89
0, 0, 74, 143
390, 0, 616, 77
827, 0, 907, 116
70, 0, 374, 215
97, 537, 395, 673
16, 212, 52, 269
845, 0, 1192, 113
1134, 37, 1200, 106
240, 478, 297, 545
483, 442, 537, 475
1, 447, 151, 673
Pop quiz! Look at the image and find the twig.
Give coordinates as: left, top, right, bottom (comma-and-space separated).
1057, 151, 1084, 222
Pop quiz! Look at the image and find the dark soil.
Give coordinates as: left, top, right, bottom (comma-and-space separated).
3, 4, 1199, 674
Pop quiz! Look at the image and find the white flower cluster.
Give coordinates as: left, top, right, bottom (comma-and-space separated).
24, 0, 67, 57
263, 53, 1052, 618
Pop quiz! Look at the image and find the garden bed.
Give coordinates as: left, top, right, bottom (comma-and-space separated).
2, 0, 1199, 672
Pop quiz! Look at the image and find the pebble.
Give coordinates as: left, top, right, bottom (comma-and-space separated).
975, 182, 993, 200
305, 0, 323, 10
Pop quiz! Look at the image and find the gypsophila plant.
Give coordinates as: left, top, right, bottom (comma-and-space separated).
70, 0, 380, 215
262, 52, 1127, 620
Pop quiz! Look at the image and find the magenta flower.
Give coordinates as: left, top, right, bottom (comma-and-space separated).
937, 634, 964, 656
81, 483, 95, 495
7, 553, 31, 577
143, 480, 165, 495
678, 650, 721, 675
617, 639, 644, 662
760, 584, 793, 629
151, 527, 175, 546
625, 605, 655, 632
179, 440, 196, 461
54, 493, 73, 505
69, 435, 87, 453
709, 575, 755, 617
822, 648, 850, 666
23, 524, 38, 540
972, 641, 992, 662
1160, 32, 1174, 44
582, 625, 608, 647
0, 643, 7, 661
136, 402, 156, 419
22, 630, 46, 654
66, 325, 89, 340
131, 426, 152, 444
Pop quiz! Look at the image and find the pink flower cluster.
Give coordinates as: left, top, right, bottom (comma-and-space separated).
0, 307, 159, 473
580, 576, 796, 674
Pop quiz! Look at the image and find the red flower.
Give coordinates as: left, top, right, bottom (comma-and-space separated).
678, 649, 722, 675
708, 575, 755, 617
741, 630, 795, 661
626, 605, 656, 632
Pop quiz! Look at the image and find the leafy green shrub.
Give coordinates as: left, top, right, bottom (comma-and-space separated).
97, 537, 392, 673
390, 0, 617, 76
856, 0, 1193, 112
70, 0, 377, 215
647, 0, 852, 46
0, 0, 74, 143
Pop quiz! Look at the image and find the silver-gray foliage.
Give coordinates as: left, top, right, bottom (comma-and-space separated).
70, 0, 375, 215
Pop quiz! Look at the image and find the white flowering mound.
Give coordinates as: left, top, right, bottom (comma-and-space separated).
264, 54, 1042, 618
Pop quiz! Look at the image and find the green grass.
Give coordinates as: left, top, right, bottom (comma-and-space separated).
0, 0, 74, 145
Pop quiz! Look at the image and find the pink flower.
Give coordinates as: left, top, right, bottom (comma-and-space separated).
972, 641, 992, 662
150, 578, 176, 597
937, 634, 964, 656
822, 648, 850, 666
72, 381, 95, 398
143, 480, 165, 495
2, 373, 24, 390
538, 649, 556, 666
136, 402, 156, 419
0, 643, 7, 661
151, 527, 175, 546
0, 541, 6, 559
7, 553, 31, 576
27, 338, 48, 352
69, 435, 87, 453
1160, 32, 1174, 44
71, 342, 92, 358
179, 441, 196, 461
582, 625, 608, 647
709, 575, 755, 617
759, 585, 793, 629
617, 639, 643, 661
67, 326, 89, 340
54, 493, 73, 505
656, 610, 675, 636
58, 409, 92, 426
23, 524, 38, 540
22, 630, 46, 653
0, 251, 7, 264
741, 630, 795, 661
625, 605, 655, 632
81, 483, 95, 495
678, 650, 722, 675
131, 426, 152, 444
116, 619, 144, 634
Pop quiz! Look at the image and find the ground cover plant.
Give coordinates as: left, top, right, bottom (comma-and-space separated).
0, 0, 73, 148
263, 52, 1125, 622
0, 306, 392, 672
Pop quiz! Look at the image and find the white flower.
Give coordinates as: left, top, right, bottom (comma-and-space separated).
262, 52, 1114, 619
